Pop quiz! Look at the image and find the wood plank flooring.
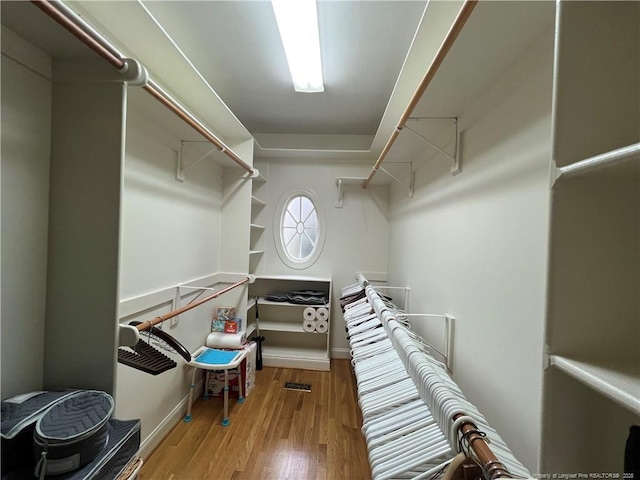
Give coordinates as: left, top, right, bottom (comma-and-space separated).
139, 359, 372, 480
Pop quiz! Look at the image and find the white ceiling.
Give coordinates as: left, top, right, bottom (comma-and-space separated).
1, 1, 90, 57
1, 1, 426, 136
141, 1, 426, 136
1, 1, 555, 164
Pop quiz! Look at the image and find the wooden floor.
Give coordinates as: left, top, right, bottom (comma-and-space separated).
139, 359, 372, 480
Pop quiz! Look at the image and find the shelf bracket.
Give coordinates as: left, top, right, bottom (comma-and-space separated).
176, 141, 218, 182
176, 141, 260, 182
173, 284, 217, 325
244, 168, 261, 180
333, 176, 368, 208
543, 345, 551, 370
550, 161, 560, 188
371, 285, 411, 312
395, 312, 454, 372
336, 178, 344, 208
405, 117, 462, 176
378, 163, 414, 198
334, 168, 413, 206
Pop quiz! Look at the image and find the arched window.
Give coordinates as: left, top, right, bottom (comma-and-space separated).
274, 189, 325, 269
282, 195, 318, 261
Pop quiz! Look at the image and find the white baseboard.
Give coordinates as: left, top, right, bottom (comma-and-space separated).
331, 347, 351, 359
262, 356, 330, 371
138, 380, 204, 460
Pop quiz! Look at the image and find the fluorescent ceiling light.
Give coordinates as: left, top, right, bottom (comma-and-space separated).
272, 0, 324, 93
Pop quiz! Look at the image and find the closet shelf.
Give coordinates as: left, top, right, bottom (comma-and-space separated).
247, 298, 257, 311
555, 141, 640, 180
336, 176, 369, 185
251, 195, 266, 207
262, 345, 329, 360
258, 321, 313, 333
248, 276, 331, 370
257, 298, 329, 308
246, 322, 257, 338
256, 274, 332, 282
549, 355, 640, 416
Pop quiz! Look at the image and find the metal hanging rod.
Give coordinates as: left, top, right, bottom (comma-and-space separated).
357, 272, 517, 478
453, 413, 513, 480
554, 141, 640, 181
363, 0, 478, 189
32, 0, 256, 177
118, 275, 254, 350
137, 276, 254, 332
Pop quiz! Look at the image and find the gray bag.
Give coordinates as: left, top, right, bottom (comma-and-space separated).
33, 391, 114, 479
1, 390, 78, 472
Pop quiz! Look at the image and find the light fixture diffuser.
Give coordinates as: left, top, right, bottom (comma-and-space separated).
272, 0, 324, 93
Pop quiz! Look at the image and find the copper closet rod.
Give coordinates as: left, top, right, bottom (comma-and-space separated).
32, 0, 255, 176
357, 273, 516, 479
139, 277, 251, 332
363, 0, 478, 189
454, 414, 513, 480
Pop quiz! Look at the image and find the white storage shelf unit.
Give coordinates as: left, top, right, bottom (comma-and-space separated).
249, 172, 267, 274
542, 0, 640, 472
247, 276, 331, 371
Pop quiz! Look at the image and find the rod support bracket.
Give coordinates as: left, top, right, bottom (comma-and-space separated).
550, 160, 561, 188
378, 163, 414, 198
336, 178, 344, 208
176, 145, 186, 182
121, 58, 149, 87
334, 177, 370, 207
176, 141, 223, 182
543, 346, 551, 370
405, 117, 462, 176
452, 126, 463, 176
245, 168, 261, 180
118, 324, 140, 347
444, 314, 455, 372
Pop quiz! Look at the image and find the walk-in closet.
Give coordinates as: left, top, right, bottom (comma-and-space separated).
1, 1, 638, 479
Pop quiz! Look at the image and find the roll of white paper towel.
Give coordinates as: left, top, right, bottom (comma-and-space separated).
315, 318, 328, 334
206, 331, 246, 349
303, 318, 317, 333
303, 307, 316, 321
315, 307, 329, 322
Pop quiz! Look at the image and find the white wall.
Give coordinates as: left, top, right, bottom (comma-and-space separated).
257, 160, 390, 356
1, 29, 52, 398
0, 27, 250, 446
44, 66, 125, 393
115, 87, 230, 446
386, 32, 554, 470
119, 89, 224, 300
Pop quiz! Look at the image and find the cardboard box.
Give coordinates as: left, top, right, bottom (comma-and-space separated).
206, 366, 244, 398
211, 319, 226, 332
216, 306, 236, 321
222, 318, 242, 334
244, 341, 257, 396
204, 342, 257, 398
